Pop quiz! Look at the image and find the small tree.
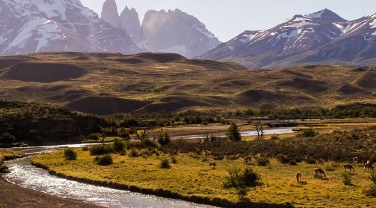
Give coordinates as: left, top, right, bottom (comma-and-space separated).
226, 122, 241, 142
0, 133, 16, 144
255, 123, 264, 140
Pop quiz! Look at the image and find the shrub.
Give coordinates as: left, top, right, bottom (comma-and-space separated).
94, 154, 113, 166
171, 156, 177, 164
141, 138, 159, 148
0, 133, 16, 143
128, 148, 140, 157
301, 128, 316, 137
270, 135, 280, 140
213, 155, 225, 160
364, 185, 376, 197
64, 148, 77, 160
342, 172, 352, 185
89, 144, 114, 155
223, 168, 260, 199
113, 139, 125, 152
226, 122, 241, 142
160, 159, 171, 168
85, 133, 101, 141
0, 164, 10, 173
256, 157, 270, 166
82, 146, 89, 151
370, 172, 376, 185
158, 132, 171, 146
304, 157, 316, 164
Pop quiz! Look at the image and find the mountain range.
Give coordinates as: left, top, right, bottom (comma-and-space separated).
0, 0, 220, 58
100, 0, 221, 58
199, 9, 376, 69
0, 0, 141, 55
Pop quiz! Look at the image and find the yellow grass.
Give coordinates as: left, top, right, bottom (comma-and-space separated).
33, 149, 376, 207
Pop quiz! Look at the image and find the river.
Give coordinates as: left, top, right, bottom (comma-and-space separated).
3, 127, 294, 207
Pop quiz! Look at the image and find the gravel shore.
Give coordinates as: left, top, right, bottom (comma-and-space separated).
0, 177, 102, 208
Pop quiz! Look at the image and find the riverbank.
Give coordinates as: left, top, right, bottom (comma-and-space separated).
0, 177, 102, 208
32, 150, 294, 208
32, 144, 376, 207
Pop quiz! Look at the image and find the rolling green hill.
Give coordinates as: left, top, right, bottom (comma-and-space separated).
0, 52, 375, 114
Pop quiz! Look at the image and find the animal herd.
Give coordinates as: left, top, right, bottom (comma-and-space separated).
295, 157, 374, 183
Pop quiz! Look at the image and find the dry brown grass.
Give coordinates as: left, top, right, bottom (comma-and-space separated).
0, 52, 375, 114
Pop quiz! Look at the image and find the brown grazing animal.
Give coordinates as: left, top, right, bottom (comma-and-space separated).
364, 160, 374, 171
343, 164, 355, 173
208, 161, 216, 166
314, 168, 326, 178
296, 172, 302, 183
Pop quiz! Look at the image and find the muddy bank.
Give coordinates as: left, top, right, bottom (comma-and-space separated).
0, 177, 102, 208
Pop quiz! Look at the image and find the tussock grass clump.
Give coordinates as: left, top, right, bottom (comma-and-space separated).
160, 159, 171, 168
94, 154, 113, 166
128, 148, 140, 157
90, 144, 114, 155
256, 157, 270, 166
342, 172, 352, 185
171, 156, 177, 164
113, 139, 126, 152
0, 164, 10, 173
64, 148, 77, 160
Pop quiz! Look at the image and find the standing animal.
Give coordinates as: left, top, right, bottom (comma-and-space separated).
208, 161, 216, 166
343, 164, 355, 173
352, 157, 358, 165
364, 160, 374, 171
296, 172, 302, 183
314, 168, 326, 178
244, 156, 252, 164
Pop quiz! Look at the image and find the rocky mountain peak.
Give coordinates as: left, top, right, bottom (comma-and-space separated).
101, 0, 121, 29
306, 8, 346, 22
120, 6, 142, 43
0, 0, 141, 55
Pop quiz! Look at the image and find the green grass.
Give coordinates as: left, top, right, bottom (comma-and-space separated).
33, 149, 376, 207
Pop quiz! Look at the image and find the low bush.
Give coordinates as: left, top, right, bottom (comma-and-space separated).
171, 156, 177, 164
364, 185, 376, 197
160, 159, 171, 168
223, 167, 261, 199
85, 133, 101, 141
89, 144, 114, 155
113, 139, 126, 152
256, 157, 270, 166
0, 164, 10, 173
94, 154, 113, 166
342, 172, 352, 185
141, 138, 159, 148
158, 132, 171, 146
0, 133, 16, 144
128, 148, 140, 157
64, 148, 77, 160
301, 128, 316, 137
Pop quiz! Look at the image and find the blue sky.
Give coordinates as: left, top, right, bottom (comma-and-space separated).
80, 0, 376, 42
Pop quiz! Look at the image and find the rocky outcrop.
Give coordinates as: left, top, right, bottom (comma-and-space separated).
140, 9, 221, 58
101, 0, 121, 29
120, 7, 143, 43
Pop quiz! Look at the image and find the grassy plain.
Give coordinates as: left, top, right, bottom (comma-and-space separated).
33, 147, 376, 207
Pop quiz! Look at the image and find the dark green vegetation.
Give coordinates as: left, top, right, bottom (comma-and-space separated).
64, 148, 77, 160
161, 127, 376, 164
0, 52, 375, 115
0, 100, 105, 146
